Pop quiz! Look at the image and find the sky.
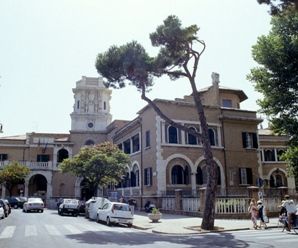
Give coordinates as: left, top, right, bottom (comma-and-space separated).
0, 0, 272, 137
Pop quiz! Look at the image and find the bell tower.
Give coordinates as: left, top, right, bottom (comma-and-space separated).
70, 76, 112, 132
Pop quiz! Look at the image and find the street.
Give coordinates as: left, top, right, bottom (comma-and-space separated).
0, 209, 297, 248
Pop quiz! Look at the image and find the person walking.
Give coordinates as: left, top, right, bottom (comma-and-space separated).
282, 195, 297, 231
257, 200, 267, 229
248, 198, 258, 229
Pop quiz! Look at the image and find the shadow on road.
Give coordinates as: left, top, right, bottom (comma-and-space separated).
65, 230, 255, 248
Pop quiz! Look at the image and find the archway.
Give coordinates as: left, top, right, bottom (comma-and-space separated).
28, 174, 47, 198
80, 179, 96, 201
57, 148, 69, 163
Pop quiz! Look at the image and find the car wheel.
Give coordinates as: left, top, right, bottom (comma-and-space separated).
127, 223, 132, 228
40, 210, 43, 213
106, 217, 111, 226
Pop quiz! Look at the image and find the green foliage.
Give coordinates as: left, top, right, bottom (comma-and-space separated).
257, 0, 298, 15
282, 146, 298, 184
60, 142, 130, 189
151, 207, 160, 214
248, 8, 298, 177
0, 161, 30, 196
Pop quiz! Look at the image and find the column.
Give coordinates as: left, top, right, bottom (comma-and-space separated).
175, 189, 183, 211
191, 173, 197, 196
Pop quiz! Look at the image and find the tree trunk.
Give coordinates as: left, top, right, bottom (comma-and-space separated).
191, 83, 218, 230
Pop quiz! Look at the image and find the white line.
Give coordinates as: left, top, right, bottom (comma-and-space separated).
44, 224, 61, 236
63, 224, 82, 234
25, 225, 38, 237
0, 226, 16, 239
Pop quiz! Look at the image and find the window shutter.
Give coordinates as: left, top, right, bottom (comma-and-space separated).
144, 169, 148, 186
149, 168, 152, 186
252, 133, 258, 148
242, 132, 247, 148
239, 168, 242, 184
247, 168, 253, 184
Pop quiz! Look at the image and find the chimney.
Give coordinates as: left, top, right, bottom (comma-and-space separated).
211, 72, 220, 106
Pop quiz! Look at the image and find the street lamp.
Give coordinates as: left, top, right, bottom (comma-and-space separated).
0, 123, 3, 133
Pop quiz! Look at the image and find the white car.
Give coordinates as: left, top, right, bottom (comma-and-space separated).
23, 197, 44, 213
0, 203, 5, 219
96, 202, 133, 227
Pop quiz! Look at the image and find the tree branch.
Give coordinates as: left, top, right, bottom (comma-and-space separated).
140, 83, 202, 139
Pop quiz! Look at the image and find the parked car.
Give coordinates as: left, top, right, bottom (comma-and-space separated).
0, 199, 10, 217
96, 202, 133, 227
0, 203, 5, 219
5, 196, 22, 209
85, 197, 110, 220
58, 198, 80, 216
23, 197, 44, 213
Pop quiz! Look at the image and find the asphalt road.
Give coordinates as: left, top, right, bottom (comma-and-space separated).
0, 209, 296, 248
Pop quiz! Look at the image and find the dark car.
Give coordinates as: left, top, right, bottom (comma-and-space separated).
6, 197, 22, 209
0, 199, 10, 217
58, 199, 80, 216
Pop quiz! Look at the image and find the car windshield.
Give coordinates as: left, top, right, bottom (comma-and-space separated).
64, 199, 79, 204
28, 198, 42, 202
113, 204, 130, 211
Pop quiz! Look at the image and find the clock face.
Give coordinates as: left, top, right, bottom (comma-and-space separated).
88, 122, 94, 128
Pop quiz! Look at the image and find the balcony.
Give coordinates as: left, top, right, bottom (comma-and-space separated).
0, 160, 54, 171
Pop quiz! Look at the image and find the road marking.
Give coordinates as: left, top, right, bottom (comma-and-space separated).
25, 225, 38, 237
44, 224, 61, 236
0, 226, 16, 239
63, 224, 82, 234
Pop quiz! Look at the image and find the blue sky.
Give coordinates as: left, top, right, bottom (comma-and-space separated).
0, 0, 271, 136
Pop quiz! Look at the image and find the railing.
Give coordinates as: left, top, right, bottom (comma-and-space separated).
215, 198, 249, 214
0, 160, 53, 170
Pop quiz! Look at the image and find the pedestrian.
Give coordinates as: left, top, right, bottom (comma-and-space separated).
257, 200, 267, 229
248, 198, 258, 229
281, 195, 297, 232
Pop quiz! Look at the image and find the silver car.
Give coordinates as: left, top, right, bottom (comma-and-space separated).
96, 202, 133, 227
23, 197, 44, 213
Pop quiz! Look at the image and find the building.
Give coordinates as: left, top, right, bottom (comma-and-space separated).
0, 74, 295, 209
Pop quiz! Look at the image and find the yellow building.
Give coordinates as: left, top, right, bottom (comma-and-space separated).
0, 74, 295, 209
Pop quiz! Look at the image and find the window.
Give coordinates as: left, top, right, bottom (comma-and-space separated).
131, 134, 140, 153
222, 99, 232, 108
196, 167, 203, 185
264, 149, 276, 161
171, 165, 190, 184
145, 130, 150, 147
77, 100, 80, 109
103, 101, 106, 110
144, 167, 152, 186
239, 168, 253, 185
242, 132, 258, 149
123, 139, 131, 154
118, 143, 123, 151
130, 164, 139, 187
0, 154, 8, 161
277, 149, 285, 161
187, 127, 198, 145
85, 139, 95, 146
208, 127, 218, 146
168, 126, 178, 143
37, 154, 50, 162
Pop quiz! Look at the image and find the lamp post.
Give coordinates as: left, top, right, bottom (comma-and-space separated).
0, 123, 3, 133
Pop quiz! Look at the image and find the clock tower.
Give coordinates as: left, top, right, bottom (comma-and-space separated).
70, 76, 112, 132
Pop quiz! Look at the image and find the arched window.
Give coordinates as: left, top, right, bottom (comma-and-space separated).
85, 139, 95, 146
196, 167, 203, 185
270, 169, 287, 188
130, 164, 140, 187
208, 128, 217, 146
171, 165, 190, 185
168, 126, 178, 144
187, 127, 198, 145
57, 148, 69, 163
171, 165, 184, 184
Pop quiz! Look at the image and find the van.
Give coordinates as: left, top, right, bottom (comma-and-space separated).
85, 197, 110, 220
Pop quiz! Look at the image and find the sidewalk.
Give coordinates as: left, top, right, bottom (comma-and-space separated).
132, 211, 279, 234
